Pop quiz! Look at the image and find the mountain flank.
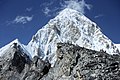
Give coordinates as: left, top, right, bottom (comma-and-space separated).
0, 42, 120, 80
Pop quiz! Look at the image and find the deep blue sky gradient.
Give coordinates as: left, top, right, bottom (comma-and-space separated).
0, 0, 120, 48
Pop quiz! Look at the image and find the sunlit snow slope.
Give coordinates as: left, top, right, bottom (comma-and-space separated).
27, 8, 120, 66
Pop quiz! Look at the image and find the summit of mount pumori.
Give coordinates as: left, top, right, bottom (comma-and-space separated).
0, 8, 120, 66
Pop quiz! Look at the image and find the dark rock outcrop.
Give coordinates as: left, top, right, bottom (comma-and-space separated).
0, 43, 51, 80
1, 43, 120, 80
41, 43, 120, 80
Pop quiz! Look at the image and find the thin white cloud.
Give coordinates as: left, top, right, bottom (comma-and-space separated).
42, 6, 60, 17
41, 1, 55, 17
40, 1, 53, 7
94, 14, 103, 19
26, 7, 32, 12
43, 7, 51, 16
13, 15, 33, 24
61, 0, 92, 14
42, 0, 92, 17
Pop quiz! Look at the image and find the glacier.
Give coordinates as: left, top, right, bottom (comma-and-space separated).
0, 8, 120, 66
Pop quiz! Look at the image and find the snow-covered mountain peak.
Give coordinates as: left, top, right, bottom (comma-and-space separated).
47, 8, 93, 27
0, 39, 31, 59
58, 8, 83, 17
0, 39, 20, 56
27, 8, 120, 66
0, 8, 120, 67
7, 39, 20, 45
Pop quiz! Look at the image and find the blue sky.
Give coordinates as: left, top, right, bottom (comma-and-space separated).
0, 0, 120, 48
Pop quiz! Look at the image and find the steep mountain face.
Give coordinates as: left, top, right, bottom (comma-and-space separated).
27, 8, 120, 66
0, 42, 50, 80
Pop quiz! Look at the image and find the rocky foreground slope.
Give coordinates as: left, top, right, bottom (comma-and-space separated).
0, 43, 51, 80
0, 42, 120, 80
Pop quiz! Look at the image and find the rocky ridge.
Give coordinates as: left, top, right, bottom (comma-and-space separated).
0, 43, 50, 80
42, 43, 120, 80
0, 42, 120, 80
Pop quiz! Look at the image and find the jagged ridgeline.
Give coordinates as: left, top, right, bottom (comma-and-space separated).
0, 43, 120, 80
0, 8, 120, 80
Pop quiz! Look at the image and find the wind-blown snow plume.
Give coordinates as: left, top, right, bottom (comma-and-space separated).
42, 0, 91, 16
61, 0, 91, 14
